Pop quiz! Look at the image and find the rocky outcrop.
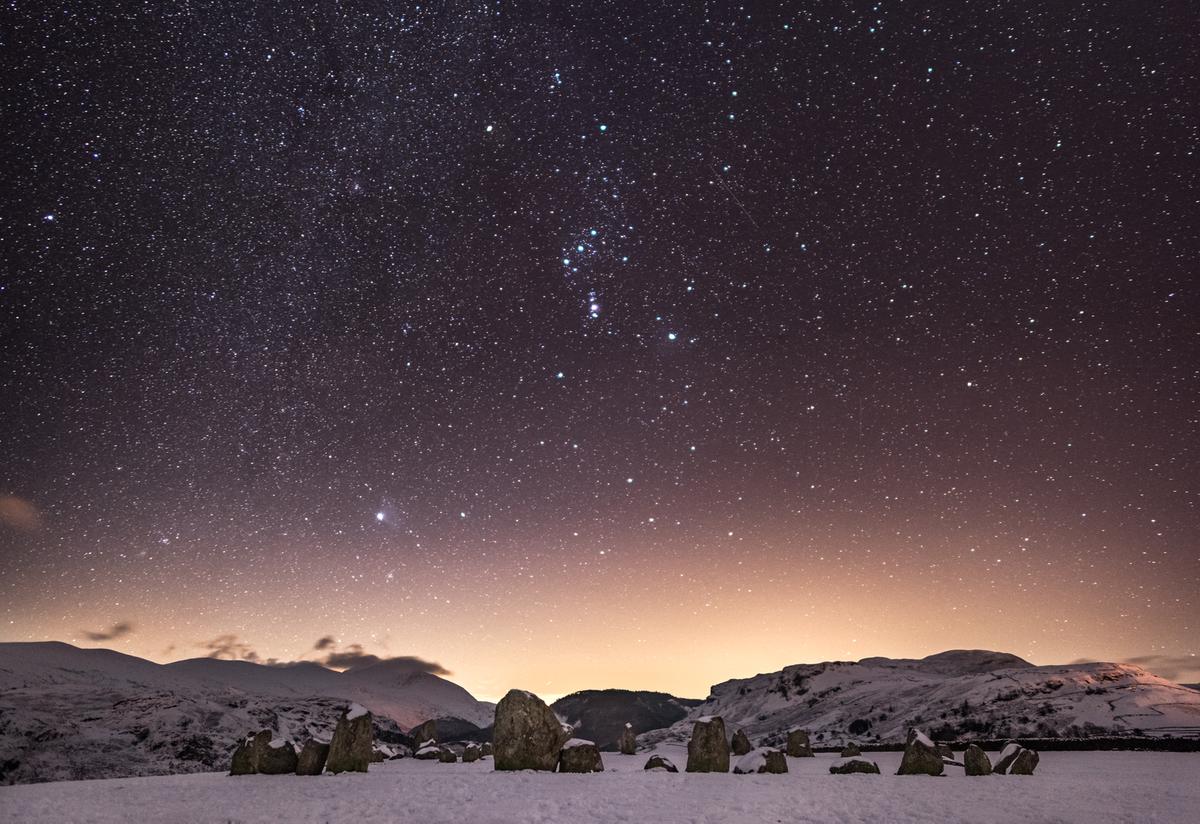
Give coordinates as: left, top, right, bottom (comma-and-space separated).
643, 754, 678, 772
840, 742, 861, 758
462, 743, 481, 763
296, 739, 330, 775
731, 728, 752, 755
963, 744, 992, 776
558, 739, 604, 773
409, 719, 437, 745
785, 728, 814, 757
618, 723, 637, 755
493, 689, 568, 771
732, 747, 787, 774
896, 729, 943, 776
259, 739, 298, 774
686, 717, 730, 773
326, 704, 373, 774
830, 757, 881, 774
229, 730, 271, 775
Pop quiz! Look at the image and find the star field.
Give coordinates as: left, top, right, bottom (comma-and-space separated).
1, 1, 1197, 697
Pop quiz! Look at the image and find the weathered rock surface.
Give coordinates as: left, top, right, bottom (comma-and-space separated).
732, 747, 787, 774
229, 730, 271, 775
785, 728, 814, 757
480, 741, 494, 757
326, 704, 373, 774
830, 757, 881, 775
414, 743, 440, 760
840, 742, 861, 758
295, 739, 330, 775
409, 719, 437, 745
493, 689, 568, 771
963, 744, 992, 776
643, 754, 678, 772
462, 743, 481, 763
994, 740, 1039, 774
259, 739, 298, 774
1009, 748, 1039, 775
437, 746, 458, 763
558, 739, 604, 773
896, 729, 944, 776
731, 728, 752, 755
686, 716, 730, 773
617, 723, 637, 755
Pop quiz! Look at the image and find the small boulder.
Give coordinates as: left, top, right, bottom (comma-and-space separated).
296, 739, 330, 775
437, 746, 458, 763
731, 728, 753, 756
732, 747, 787, 774
896, 729, 944, 776
558, 738, 604, 773
259, 738, 298, 774
493, 689, 569, 771
326, 704, 373, 773
686, 716, 730, 773
963, 744, 992, 776
840, 742, 862, 758
785, 728, 814, 757
414, 741, 440, 760
462, 743, 481, 763
480, 741, 494, 757
643, 754, 678, 772
618, 723, 637, 755
229, 730, 271, 775
830, 757, 881, 775
409, 719, 437, 745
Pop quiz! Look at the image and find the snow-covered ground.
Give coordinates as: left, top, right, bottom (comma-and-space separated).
2, 746, 1196, 824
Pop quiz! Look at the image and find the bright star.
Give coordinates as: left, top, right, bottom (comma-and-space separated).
375, 512, 385, 521
668, 332, 677, 341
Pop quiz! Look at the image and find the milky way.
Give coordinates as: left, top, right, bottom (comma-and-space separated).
2, 2, 1196, 698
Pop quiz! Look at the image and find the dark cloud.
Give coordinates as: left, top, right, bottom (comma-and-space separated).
1121, 654, 1200, 682
199, 633, 260, 662
313, 635, 336, 651
308, 640, 450, 675
81, 621, 134, 642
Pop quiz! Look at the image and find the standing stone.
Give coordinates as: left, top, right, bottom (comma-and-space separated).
409, 719, 437, 745
1009, 748, 1039, 775
785, 728, 814, 757
558, 739, 605, 773
480, 741, 494, 757
493, 689, 569, 771
830, 757, 881, 775
618, 723, 637, 755
993, 740, 1025, 774
896, 729, 944, 776
462, 743, 481, 762
732, 747, 788, 774
414, 742, 440, 760
229, 730, 271, 775
326, 704, 373, 773
296, 739, 330, 775
437, 746, 458, 763
686, 716, 730, 773
644, 754, 679, 772
259, 738, 299, 774
731, 728, 753, 756
963, 744, 992, 776
840, 742, 862, 758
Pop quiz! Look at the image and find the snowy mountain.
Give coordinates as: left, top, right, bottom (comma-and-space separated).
640, 650, 1200, 749
0, 642, 493, 784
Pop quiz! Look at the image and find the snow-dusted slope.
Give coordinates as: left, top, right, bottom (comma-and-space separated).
642, 650, 1200, 748
0, 642, 492, 784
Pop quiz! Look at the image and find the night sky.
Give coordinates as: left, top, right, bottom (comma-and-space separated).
2, 2, 1197, 700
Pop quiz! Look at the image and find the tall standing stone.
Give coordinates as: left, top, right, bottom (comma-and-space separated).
786, 728, 814, 757
618, 723, 637, 755
326, 704, 373, 773
686, 716, 730, 773
409, 719, 437, 745
896, 728, 944, 776
1009, 748, 1039, 775
731, 728, 753, 755
963, 744, 992, 776
493, 689, 569, 771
